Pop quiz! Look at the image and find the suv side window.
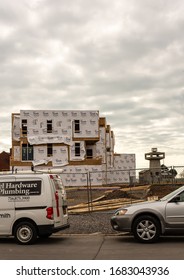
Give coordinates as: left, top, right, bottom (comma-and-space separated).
178, 191, 184, 202
172, 191, 184, 202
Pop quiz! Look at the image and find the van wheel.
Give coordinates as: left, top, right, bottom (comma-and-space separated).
14, 221, 37, 245
132, 215, 160, 243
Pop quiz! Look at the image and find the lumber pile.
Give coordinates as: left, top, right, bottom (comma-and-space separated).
67, 185, 151, 214
68, 197, 145, 214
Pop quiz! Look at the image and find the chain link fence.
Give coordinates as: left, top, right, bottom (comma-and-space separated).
63, 166, 184, 188
64, 166, 184, 212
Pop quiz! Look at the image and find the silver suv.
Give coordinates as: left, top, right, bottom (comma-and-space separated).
111, 186, 184, 243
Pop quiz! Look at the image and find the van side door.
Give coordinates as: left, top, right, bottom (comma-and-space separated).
0, 178, 15, 234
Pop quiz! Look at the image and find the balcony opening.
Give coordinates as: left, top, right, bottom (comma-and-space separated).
86, 148, 93, 159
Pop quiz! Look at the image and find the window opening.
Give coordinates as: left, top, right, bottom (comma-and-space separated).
22, 119, 27, 136
74, 120, 80, 133
47, 120, 52, 133
22, 144, 33, 161
75, 143, 80, 156
47, 144, 53, 157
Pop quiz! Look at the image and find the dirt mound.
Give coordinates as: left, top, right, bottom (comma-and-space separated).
101, 189, 132, 200
100, 184, 184, 201
146, 184, 182, 199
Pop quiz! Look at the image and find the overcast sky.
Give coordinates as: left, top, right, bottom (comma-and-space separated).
1, 0, 184, 169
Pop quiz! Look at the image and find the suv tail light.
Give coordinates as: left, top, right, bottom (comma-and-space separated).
46, 207, 53, 219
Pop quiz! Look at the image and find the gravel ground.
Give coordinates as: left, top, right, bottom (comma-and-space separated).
61, 184, 180, 235
62, 212, 117, 234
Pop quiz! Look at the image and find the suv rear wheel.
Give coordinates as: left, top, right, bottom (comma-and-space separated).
132, 215, 161, 243
14, 221, 37, 245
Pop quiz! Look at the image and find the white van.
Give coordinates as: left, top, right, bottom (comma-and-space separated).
0, 171, 69, 245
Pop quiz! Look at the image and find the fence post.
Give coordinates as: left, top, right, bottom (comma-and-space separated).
86, 172, 91, 212
87, 172, 93, 212
129, 170, 133, 204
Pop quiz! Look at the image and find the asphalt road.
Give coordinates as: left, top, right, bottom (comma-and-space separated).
1, 234, 184, 260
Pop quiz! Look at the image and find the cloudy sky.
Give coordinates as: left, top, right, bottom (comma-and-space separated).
1, 0, 184, 168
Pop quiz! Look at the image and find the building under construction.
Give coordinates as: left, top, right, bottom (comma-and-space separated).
10, 110, 136, 186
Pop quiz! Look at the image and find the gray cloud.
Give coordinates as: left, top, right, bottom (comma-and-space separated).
0, 0, 184, 167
